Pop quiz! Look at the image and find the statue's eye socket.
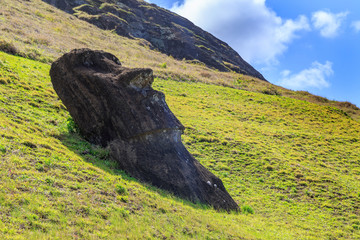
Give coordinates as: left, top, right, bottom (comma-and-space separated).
83, 57, 93, 67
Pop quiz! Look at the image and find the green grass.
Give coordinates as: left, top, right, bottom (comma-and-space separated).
1, 51, 360, 239
155, 78, 360, 238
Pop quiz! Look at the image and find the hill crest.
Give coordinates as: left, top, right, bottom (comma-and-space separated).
41, 0, 266, 80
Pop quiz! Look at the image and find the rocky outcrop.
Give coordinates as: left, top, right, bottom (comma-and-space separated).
42, 0, 266, 80
50, 49, 239, 211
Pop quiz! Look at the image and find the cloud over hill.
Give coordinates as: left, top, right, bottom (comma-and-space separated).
171, 0, 310, 64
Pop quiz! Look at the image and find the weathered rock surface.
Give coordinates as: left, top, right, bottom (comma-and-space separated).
50, 49, 239, 211
42, 0, 265, 80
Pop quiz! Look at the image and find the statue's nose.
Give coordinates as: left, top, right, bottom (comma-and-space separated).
114, 68, 153, 89
128, 69, 154, 90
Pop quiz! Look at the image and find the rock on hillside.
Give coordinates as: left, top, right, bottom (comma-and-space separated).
50, 49, 239, 211
42, 0, 266, 80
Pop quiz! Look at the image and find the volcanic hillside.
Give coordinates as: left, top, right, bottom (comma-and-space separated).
0, 0, 360, 239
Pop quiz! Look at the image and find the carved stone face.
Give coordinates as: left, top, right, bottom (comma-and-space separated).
51, 49, 184, 145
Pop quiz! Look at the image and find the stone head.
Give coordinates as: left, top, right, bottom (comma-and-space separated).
50, 48, 184, 145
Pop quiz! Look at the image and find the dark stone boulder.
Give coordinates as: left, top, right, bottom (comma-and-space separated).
50, 49, 239, 211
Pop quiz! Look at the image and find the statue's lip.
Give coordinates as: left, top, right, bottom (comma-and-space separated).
127, 128, 184, 141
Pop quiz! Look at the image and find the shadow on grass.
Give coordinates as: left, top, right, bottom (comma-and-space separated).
56, 132, 230, 213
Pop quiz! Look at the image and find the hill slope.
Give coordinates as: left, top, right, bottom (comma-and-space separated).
1, 0, 360, 239
1, 51, 360, 239
41, 0, 265, 79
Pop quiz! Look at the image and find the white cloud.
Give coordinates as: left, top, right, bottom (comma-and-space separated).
281, 70, 291, 78
351, 21, 360, 33
311, 10, 348, 38
171, 0, 310, 65
278, 61, 333, 90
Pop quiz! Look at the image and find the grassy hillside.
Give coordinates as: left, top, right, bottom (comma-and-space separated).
1, 51, 360, 239
1, 0, 360, 239
1, 0, 360, 121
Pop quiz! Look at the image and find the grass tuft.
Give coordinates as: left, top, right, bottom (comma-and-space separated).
242, 205, 255, 214
0, 39, 18, 55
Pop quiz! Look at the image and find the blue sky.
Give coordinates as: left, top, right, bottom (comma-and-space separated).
145, 0, 360, 107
